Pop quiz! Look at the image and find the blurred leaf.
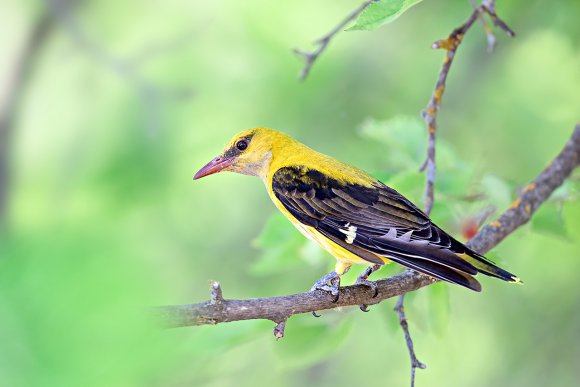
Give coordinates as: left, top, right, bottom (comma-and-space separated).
274, 314, 353, 370
251, 212, 308, 275
429, 200, 455, 229
483, 250, 508, 267
480, 175, 513, 210
437, 170, 474, 199
435, 140, 462, 172
385, 170, 424, 205
531, 201, 568, 238
300, 239, 330, 266
0, 230, 169, 386
348, 0, 423, 31
426, 282, 450, 336
358, 116, 426, 169
360, 116, 479, 233
175, 320, 269, 358
382, 299, 403, 332
549, 180, 572, 202
369, 170, 395, 183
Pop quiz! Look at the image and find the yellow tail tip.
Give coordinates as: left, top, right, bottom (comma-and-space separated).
511, 276, 523, 285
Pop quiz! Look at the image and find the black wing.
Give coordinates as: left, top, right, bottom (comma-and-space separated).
271, 166, 487, 291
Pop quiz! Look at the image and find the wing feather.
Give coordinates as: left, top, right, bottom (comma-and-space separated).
271, 165, 509, 291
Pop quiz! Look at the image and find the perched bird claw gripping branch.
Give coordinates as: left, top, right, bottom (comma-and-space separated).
310, 271, 341, 302
355, 263, 382, 297
194, 128, 521, 297
355, 264, 382, 311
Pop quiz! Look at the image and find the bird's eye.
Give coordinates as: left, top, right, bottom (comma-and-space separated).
236, 139, 248, 151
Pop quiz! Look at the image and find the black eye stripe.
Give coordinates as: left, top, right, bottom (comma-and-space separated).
223, 132, 255, 158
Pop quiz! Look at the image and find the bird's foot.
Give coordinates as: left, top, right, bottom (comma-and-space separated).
355, 264, 382, 298
310, 271, 341, 302
355, 278, 378, 299
356, 281, 376, 312
355, 264, 382, 312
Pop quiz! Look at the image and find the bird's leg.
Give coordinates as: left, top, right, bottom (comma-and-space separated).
356, 264, 382, 312
356, 264, 382, 295
310, 271, 341, 301
310, 262, 350, 303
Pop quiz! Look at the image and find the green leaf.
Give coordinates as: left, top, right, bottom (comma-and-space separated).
484, 250, 508, 267
300, 239, 330, 266
429, 200, 456, 229
274, 315, 353, 370
549, 180, 572, 202
251, 212, 330, 275
358, 116, 426, 169
348, 0, 423, 31
426, 282, 450, 336
369, 170, 395, 183
480, 175, 513, 210
251, 212, 307, 275
436, 168, 473, 198
531, 201, 568, 238
385, 170, 424, 205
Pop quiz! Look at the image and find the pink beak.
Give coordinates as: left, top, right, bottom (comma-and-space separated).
193, 155, 234, 180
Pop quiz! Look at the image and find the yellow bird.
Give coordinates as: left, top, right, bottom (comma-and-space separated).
194, 128, 520, 296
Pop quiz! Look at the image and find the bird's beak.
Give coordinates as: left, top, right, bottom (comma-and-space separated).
193, 155, 234, 180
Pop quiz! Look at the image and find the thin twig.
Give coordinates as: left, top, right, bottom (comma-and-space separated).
394, 173, 434, 386
420, 2, 515, 215
401, 6, 516, 382
394, 294, 427, 387
294, 1, 376, 81
154, 124, 580, 329
471, 0, 497, 52
210, 281, 224, 305
273, 319, 287, 339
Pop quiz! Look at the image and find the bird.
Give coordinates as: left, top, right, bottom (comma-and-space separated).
193, 127, 520, 298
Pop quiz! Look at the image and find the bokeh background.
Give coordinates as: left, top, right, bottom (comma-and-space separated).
1, 1, 579, 386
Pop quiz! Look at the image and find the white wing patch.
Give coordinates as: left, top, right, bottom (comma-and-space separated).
339, 222, 358, 244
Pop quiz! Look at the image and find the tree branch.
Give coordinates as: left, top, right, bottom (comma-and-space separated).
467, 124, 580, 254
154, 123, 580, 328
420, 2, 514, 215
294, 1, 376, 81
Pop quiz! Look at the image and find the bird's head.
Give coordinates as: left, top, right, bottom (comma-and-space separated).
194, 128, 294, 181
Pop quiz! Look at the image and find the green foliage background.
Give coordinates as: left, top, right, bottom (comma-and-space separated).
1, 1, 580, 386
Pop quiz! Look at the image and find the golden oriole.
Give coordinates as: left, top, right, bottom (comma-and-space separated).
194, 128, 520, 296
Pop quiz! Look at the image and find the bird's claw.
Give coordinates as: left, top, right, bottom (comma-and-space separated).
355, 278, 379, 298
312, 283, 340, 303
355, 264, 381, 298
359, 304, 370, 312
310, 271, 340, 302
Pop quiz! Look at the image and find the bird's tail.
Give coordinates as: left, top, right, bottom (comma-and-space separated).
457, 251, 522, 284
